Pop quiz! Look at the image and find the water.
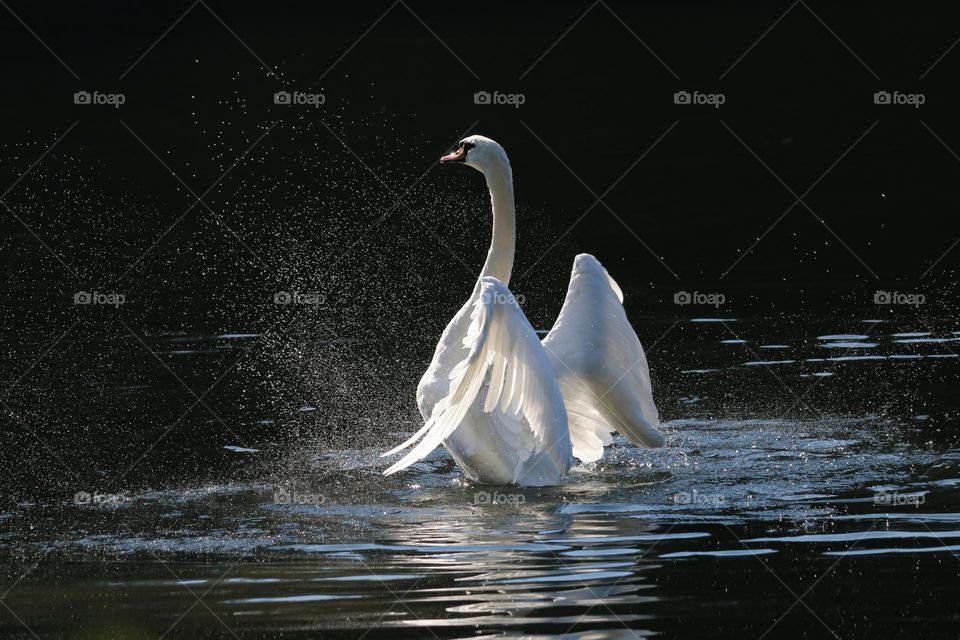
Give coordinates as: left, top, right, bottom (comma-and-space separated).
4, 149, 959, 636
3, 316, 960, 638
3, 431, 959, 638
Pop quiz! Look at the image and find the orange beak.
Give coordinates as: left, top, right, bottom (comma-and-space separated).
440, 147, 466, 164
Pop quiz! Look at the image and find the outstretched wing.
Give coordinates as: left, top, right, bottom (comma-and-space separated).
542, 254, 664, 463
383, 277, 569, 476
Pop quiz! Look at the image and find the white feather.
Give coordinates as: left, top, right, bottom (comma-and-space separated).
543, 254, 664, 462
384, 278, 571, 482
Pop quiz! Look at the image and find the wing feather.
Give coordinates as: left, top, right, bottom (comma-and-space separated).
384, 277, 570, 477
542, 254, 665, 463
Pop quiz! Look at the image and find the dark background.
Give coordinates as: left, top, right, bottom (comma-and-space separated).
1, 1, 958, 501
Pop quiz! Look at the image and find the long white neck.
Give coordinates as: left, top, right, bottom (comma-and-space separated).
479, 162, 515, 285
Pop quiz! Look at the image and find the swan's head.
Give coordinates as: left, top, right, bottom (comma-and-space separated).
440, 135, 509, 174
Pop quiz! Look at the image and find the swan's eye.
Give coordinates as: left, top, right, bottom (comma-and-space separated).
462, 142, 476, 152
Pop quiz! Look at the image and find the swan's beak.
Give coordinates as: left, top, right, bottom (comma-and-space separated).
440, 147, 466, 164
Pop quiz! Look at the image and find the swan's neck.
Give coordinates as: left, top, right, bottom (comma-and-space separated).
479, 163, 515, 285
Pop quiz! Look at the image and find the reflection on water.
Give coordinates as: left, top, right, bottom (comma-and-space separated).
2, 411, 960, 638
2, 317, 959, 639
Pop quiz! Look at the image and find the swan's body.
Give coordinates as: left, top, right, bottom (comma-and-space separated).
383, 136, 664, 486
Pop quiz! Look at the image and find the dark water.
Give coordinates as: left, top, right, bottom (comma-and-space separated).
2, 1, 960, 638
3, 317, 960, 638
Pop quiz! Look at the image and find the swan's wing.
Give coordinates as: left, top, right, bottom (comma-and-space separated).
384, 277, 569, 476
415, 280, 483, 420
542, 254, 664, 463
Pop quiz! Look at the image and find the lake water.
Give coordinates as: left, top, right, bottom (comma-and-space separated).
3, 317, 959, 639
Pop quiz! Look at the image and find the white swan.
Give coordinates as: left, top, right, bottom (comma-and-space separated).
383, 136, 664, 486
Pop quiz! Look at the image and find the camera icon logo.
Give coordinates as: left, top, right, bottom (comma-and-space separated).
274, 91, 292, 105
474, 91, 492, 105
874, 91, 891, 105
74, 91, 91, 105
674, 291, 692, 305
274, 291, 292, 304
74, 291, 92, 304
672, 491, 692, 505
474, 490, 491, 504
873, 290, 892, 304
673, 91, 691, 105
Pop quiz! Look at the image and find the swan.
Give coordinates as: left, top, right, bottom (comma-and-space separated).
382, 135, 664, 486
